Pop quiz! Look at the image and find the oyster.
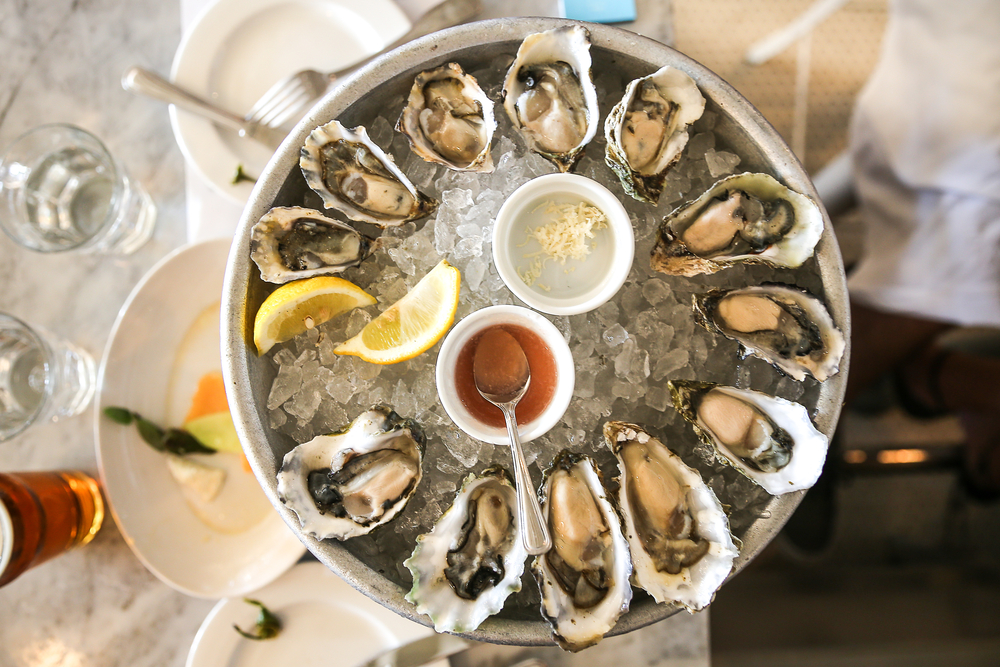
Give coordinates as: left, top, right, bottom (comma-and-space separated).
669, 381, 829, 495
533, 451, 632, 652
694, 284, 845, 382
502, 26, 599, 172
300, 120, 437, 227
397, 63, 496, 173
275, 407, 424, 540
651, 172, 823, 276
249, 206, 380, 284
604, 66, 706, 203
604, 421, 737, 612
404, 466, 527, 633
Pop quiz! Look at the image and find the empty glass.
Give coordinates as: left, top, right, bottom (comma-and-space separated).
0, 124, 156, 254
0, 313, 95, 441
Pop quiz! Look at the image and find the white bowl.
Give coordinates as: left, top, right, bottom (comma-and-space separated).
492, 173, 634, 316
435, 306, 574, 445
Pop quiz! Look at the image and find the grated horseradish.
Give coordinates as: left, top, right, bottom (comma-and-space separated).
517, 200, 608, 288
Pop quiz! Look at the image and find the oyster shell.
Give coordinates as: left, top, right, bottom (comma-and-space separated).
300, 120, 437, 227
502, 26, 599, 172
604, 421, 737, 612
275, 407, 424, 540
397, 63, 496, 173
694, 284, 845, 382
651, 172, 823, 276
604, 66, 706, 203
669, 381, 829, 495
404, 466, 527, 633
533, 451, 632, 652
249, 206, 380, 284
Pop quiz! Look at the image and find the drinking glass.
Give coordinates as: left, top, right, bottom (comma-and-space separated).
0, 124, 156, 254
0, 470, 105, 587
0, 313, 96, 441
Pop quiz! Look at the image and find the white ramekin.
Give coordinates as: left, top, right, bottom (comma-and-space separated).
492, 173, 634, 316
435, 305, 575, 445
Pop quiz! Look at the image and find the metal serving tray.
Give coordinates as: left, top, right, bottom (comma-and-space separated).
222, 17, 849, 646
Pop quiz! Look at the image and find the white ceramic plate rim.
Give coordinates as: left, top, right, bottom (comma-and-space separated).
435, 305, 575, 445
95, 238, 305, 598
186, 561, 435, 667
169, 0, 412, 204
492, 173, 635, 315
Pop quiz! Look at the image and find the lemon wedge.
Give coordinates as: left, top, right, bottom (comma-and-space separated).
253, 276, 377, 355
334, 260, 461, 364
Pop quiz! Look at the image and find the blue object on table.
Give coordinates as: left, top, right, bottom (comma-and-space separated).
563, 0, 637, 23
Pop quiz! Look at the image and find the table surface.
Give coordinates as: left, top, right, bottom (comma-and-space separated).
0, 1, 707, 666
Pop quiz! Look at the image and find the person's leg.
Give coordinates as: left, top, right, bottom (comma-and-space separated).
845, 301, 952, 405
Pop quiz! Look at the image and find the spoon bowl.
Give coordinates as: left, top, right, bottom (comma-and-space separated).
473, 328, 551, 556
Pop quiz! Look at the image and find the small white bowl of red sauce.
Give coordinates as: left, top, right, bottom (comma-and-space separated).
435, 305, 574, 445
492, 173, 634, 316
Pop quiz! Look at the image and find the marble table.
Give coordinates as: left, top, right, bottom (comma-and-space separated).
0, 1, 706, 666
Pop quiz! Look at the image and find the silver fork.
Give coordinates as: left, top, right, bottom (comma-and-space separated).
244, 0, 482, 130
122, 67, 288, 149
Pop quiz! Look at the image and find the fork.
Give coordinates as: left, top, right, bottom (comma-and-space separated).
244, 0, 482, 130
122, 66, 288, 150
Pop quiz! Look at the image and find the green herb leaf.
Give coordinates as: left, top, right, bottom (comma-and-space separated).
105, 408, 216, 456
103, 407, 135, 425
161, 428, 215, 455
233, 598, 282, 640
232, 163, 257, 185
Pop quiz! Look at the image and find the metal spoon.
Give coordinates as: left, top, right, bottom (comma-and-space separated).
473, 328, 551, 555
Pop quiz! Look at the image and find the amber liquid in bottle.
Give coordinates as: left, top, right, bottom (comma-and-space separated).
0, 471, 105, 587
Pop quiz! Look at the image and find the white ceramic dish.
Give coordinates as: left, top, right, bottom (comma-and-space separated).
492, 173, 634, 316
435, 305, 575, 445
186, 561, 441, 667
96, 238, 305, 598
170, 0, 412, 204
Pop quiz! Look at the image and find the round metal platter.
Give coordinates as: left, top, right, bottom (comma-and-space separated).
222, 17, 850, 646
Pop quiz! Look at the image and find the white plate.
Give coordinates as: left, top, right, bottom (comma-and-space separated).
187, 561, 437, 667
96, 238, 305, 598
170, 0, 412, 204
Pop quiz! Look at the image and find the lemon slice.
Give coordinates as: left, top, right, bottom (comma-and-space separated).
335, 260, 461, 364
253, 276, 377, 355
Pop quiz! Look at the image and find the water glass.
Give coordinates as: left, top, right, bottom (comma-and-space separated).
0, 313, 96, 441
0, 124, 156, 254
0, 470, 105, 587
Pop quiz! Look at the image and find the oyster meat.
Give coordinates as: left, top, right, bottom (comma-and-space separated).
604, 421, 737, 612
405, 466, 527, 633
651, 172, 823, 276
249, 206, 380, 284
694, 284, 846, 382
502, 26, 599, 172
669, 381, 829, 495
300, 120, 437, 227
605, 66, 706, 203
397, 62, 496, 173
276, 407, 424, 540
533, 451, 632, 652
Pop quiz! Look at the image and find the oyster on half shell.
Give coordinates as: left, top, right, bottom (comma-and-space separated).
502, 26, 599, 172
300, 120, 437, 227
694, 284, 845, 382
397, 62, 496, 173
604, 421, 736, 612
605, 66, 706, 203
669, 381, 829, 495
276, 407, 424, 540
651, 172, 823, 276
404, 466, 527, 634
533, 451, 632, 652
250, 206, 380, 284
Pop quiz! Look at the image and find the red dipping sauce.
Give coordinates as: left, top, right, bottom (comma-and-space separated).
454, 323, 557, 428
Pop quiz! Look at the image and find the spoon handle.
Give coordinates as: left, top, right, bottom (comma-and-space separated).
501, 405, 551, 555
